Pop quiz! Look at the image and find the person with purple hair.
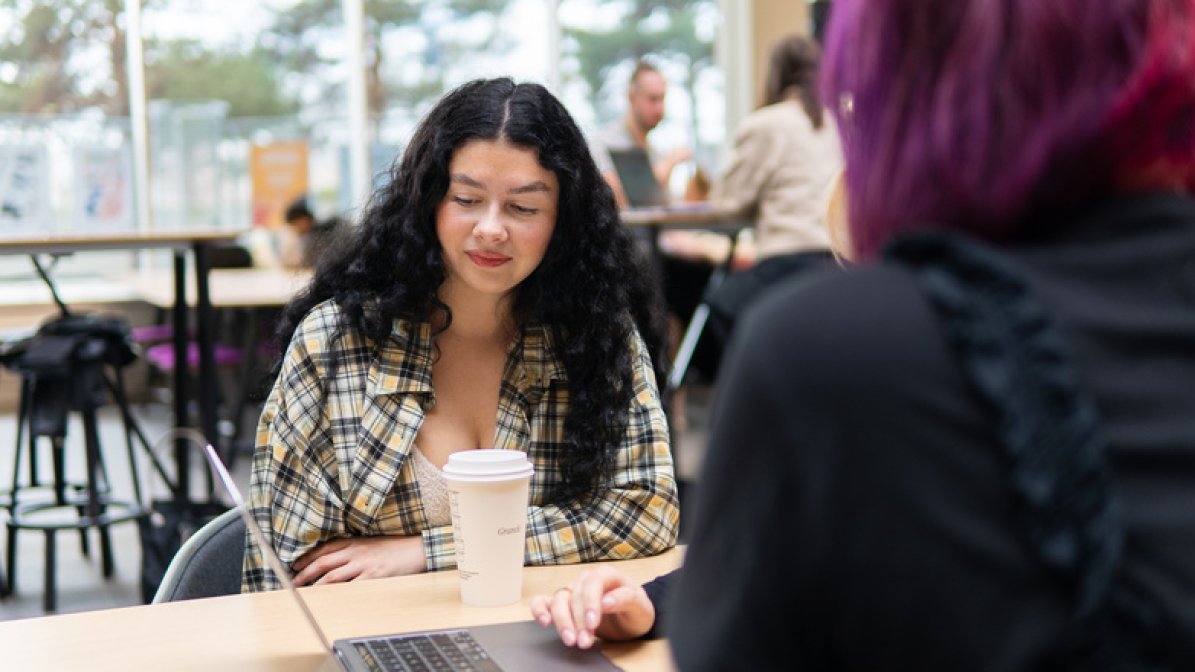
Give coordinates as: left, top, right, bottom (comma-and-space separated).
531, 0, 1195, 668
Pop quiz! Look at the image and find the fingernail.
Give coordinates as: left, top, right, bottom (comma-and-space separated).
601, 595, 616, 608
585, 609, 599, 629
578, 631, 593, 649
537, 613, 550, 626
562, 629, 576, 646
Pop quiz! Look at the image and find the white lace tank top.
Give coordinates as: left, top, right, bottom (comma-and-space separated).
411, 448, 452, 527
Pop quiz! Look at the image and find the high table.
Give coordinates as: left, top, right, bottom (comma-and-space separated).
619, 204, 738, 230
0, 230, 244, 508
0, 548, 683, 671
620, 205, 747, 391
123, 266, 313, 310
122, 266, 314, 464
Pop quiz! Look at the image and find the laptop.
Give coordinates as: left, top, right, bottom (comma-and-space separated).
609, 148, 669, 207
200, 444, 621, 672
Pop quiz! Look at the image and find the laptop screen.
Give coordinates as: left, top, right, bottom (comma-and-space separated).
609, 148, 669, 207
202, 444, 337, 652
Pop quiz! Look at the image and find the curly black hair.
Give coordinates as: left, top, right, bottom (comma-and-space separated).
273, 78, 668, 508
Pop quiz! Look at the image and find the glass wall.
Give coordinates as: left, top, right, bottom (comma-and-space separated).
0, 0, 725, 278
0, 1, 143, 279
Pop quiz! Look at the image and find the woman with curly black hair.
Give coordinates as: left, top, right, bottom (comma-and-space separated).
242, 78, 679, 591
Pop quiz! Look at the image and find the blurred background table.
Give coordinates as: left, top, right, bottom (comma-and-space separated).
0, 229, 244, 511
122, 267, 312, 310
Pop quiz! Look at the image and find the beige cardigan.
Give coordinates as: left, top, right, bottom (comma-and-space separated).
711, 101, 843, 259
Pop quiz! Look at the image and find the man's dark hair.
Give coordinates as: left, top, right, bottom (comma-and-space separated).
283, 197, 313, 225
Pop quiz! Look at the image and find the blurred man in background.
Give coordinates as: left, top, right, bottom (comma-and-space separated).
590, 60, 692, 207
278, 196, 342, 269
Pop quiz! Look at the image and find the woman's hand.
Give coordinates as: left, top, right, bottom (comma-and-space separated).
529, 566, 656, 649
292, 535, 427, 586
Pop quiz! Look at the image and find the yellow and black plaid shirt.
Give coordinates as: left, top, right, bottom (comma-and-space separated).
242, 300, 679, 591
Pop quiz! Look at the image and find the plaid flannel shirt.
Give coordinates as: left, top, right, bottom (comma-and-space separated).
242, 300, 678, 591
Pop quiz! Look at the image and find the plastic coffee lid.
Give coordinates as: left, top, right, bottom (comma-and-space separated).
441, 449, 534, 482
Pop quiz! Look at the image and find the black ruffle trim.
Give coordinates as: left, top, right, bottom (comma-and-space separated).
885, 233, 1172, 670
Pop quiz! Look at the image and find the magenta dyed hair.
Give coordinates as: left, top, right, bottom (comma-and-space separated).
822, 0, 1195, 258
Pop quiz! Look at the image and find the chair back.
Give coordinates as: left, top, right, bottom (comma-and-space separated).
208, 244, 254, 269
151, 507, 245, 603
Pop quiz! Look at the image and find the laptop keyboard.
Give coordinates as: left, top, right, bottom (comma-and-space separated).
354, 630, 503, 672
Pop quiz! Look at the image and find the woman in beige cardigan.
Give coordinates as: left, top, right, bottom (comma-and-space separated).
700, 34, 844, 348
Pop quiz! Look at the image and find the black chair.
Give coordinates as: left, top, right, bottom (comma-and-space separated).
1, 314, 170, 612
151, 507, 243, 603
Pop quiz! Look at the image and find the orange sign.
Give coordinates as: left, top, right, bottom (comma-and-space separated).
250, 141, 309, 227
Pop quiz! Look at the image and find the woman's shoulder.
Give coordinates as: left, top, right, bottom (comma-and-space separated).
624, 321, 651, 355
744, 101, 814, 133
295, 300, 424, 351
733, 263, 953, 392
738, 103, 837, 156
291, 299, 381, 355
746, 263, 926, 331
294, 299, 343, 343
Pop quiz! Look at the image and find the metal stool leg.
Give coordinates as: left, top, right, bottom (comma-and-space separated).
80, 402, 114, 578
24, 380, 39, 488
49, 435, 91, 559
43, 529, 56, 613
667, 259, 731, 392
668, 302, 716, 392
103, 372, 174, 492
10, 376, 30, 502
99, 525, 115, 578
6, 379, 32, 594
229, 308, 262, 466
5, 523, 16, 594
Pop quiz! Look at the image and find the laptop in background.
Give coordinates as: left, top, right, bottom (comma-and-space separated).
609, 148, 669, 207
200, 445, 619, 672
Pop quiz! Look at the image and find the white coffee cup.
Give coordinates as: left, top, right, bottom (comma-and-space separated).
442, 449, 534, 607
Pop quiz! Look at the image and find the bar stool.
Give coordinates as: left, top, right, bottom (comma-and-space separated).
1, 314, 158, 612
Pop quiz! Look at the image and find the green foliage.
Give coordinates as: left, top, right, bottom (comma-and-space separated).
563, 0, 716, 134
0, 0, 125, 113
0, 0, 298, 116
443, 0, 509, 14
263, 0, 420, 71
148, 42, 299, 117
265, 0, 512, 119
0, 0, 513, 119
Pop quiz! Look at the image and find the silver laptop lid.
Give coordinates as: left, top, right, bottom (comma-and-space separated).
201, 444, 620, 672
202, 443, 337, 653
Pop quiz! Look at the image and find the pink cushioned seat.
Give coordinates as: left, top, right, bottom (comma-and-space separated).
131, 324, 176, 343
144, 342, 244, 370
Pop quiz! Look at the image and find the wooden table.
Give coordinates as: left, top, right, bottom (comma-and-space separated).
123, 267, 313, 309
0, 549, 683, 671
620, 203, 739, 230
0, 230, 240, 256
0, 229, 245, 508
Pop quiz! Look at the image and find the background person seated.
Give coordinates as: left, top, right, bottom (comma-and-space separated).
276, 196, 343, 269
589, 59, 692, 209
701, 34, 844, 349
